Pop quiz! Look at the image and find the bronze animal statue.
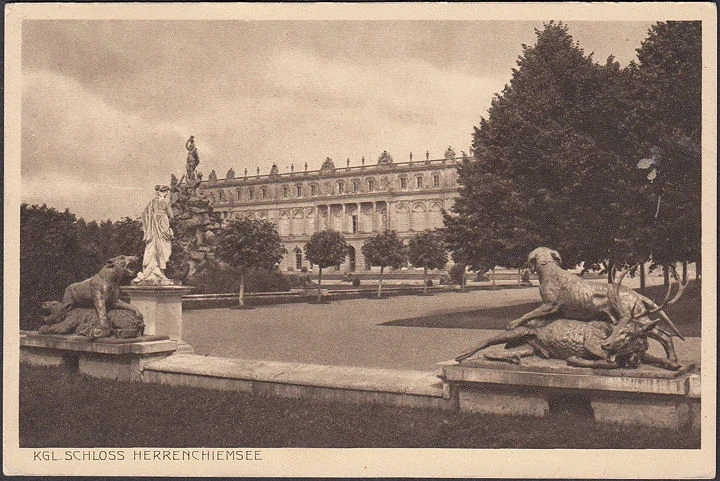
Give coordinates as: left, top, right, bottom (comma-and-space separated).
57, 255, 143, 339
456, 273, 685, 370
505, 247, 684, 364
39, 301, 144, 339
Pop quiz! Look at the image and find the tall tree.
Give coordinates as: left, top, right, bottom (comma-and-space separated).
627, 21, 702, 274
362, 230, 406, 298
215, 218, 286, 307
20, 204, 83, 328
447, 21, 637, 272
407, 230, 448, 295
304, 230, 348, 303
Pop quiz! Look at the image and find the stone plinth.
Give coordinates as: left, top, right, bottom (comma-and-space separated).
21, 333, 176, 381
121, 285, 194, 350
440, 357, 699, 429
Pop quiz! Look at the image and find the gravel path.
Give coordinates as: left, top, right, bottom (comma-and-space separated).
182, 286, 701, 372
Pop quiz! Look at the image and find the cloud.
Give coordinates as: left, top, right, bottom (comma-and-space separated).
22, 70, 192, 219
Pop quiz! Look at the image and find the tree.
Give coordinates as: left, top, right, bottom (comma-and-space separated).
447, 21, 638, 273
20, 204, 83, 329
361, 230, 406, 298
304, 230, 348, 302
626, 22, 702, 277
214, 218, 286, 307
407, 230, 448, 295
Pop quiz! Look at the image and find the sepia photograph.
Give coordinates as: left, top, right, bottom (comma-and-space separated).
4, 2, 716, 478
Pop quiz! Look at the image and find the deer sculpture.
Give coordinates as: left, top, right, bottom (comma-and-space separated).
505, 247, 686, 365
455, 267, 687, 370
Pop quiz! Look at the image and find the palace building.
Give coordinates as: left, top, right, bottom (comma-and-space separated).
200, 148, 463, 273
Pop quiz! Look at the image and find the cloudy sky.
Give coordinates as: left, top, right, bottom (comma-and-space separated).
20, 18, 654, 221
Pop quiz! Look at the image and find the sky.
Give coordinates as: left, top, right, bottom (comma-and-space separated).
20, 19, 655, 221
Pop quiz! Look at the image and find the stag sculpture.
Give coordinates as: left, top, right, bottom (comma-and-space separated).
456, 265, 687, 370
505, 247, 685, 364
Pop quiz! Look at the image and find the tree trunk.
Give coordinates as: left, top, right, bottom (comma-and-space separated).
682, 260, 688, 283
377, 266, 384, 298
238, 269, 245, 307
663, 265, 670, 286
460, 268, 465, 288
607, 260, 613, 284
639, 262, 646, 294
491, 267, 495, 287
317, 267, 323, 303
517, 267, 521, 286
423, 267, 428, 296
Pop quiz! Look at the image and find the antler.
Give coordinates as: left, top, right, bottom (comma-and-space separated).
631, 265, 688, 320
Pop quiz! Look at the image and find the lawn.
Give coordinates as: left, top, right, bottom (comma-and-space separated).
20, 365, 699, 449
383, 281, 702, 337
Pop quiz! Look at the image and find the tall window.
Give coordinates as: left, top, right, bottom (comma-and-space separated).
296, 184, 302, 197
433, 174, 440, 187
248, 188, 254, 200
337, 181, 345, 194
352, 181, 359, 192
282, 185, 289, 198
295, 249, 302, 270
310, 184, 317, 196
367, 179, 375, 192
261, 187, 267, 199
400, 177, 407, 189
352, 215, 359, 233
416, 176, 423, 189
219, 190, 225, 202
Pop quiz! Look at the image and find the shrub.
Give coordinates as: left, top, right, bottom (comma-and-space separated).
425, 279, 433, 287
190, 262, 290, 294
352, 277, 361, 288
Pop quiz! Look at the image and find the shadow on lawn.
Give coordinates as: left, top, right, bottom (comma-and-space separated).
381, 281, 701, 337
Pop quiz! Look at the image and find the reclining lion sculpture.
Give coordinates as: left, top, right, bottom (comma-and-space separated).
39, 301, 144, 339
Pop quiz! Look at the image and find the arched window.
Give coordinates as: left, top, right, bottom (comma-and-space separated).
416, 176, 423, 189
310, 184, 318, 196
219, 190, 226, 202
433, 174, 440, 187
396, 204, 410, 232
248, 188, 254, 200
292, 210, 304, 236
278, 211, 290, 237
282, 185, 289, 198
295, 184, 303, 197
400, 177, 408, 190
337, 181, 345, 194
411, 203, 426, 231
352, 180, 359, 192
261, 187, 267, 199
429, 203, 443, 228
367, 179, 375, 192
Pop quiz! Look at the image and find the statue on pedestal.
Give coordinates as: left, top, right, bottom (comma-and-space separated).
133, 185, 174, 285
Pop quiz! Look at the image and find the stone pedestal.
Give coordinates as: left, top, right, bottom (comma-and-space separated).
21, 333, 177, 381
440, 357, 700, 429
122, 285, 194, 352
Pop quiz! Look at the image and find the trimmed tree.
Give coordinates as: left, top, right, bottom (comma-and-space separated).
361, 230, 407, 298
408, 230, 448, 295
304, 230, 348, 302
215, 217, 286, 307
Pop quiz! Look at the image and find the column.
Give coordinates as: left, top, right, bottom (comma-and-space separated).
386, 201, 392, 231
372, 201, 377, 233
425, 201, 430, 231
342, 204, 347, 233
315, 205, 320, 232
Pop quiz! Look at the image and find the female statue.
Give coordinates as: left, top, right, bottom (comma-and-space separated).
133, 185, 174, 285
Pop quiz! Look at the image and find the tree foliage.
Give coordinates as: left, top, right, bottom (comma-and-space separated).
408, 230, 448, 294
626, 21, 702, 268
445, 21, 700, 273
304, 230, 348, 302
215, 217, 286, 306
362, 230, 406, 297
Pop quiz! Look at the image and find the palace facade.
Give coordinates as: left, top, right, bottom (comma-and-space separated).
200, 150, 462, 273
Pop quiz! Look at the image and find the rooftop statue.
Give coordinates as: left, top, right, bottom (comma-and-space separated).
444, 145, 456, 160
226, 168, 235, 179
133, 185, 175, 286
321, 157, 335, 170
208, 169, 217, 181
377, 150, 393, 165
270, 163, 279, 175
